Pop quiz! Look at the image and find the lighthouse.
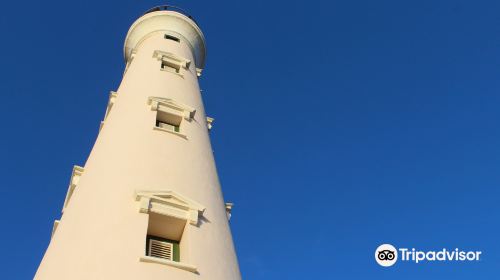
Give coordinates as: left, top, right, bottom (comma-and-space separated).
35, 6, 242, 280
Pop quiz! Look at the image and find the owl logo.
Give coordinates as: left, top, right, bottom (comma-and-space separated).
375, 244, 398, 267
377, 250, 395, 261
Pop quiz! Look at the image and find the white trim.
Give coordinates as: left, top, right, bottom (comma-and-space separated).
206, 117, 214, 130
225, 202, 233, 221
124, 50, 137, 74
51, 220, 60, 239
148, 96, 196, 120
153, 50, 191, 68
62, 165, 85, 213
140, 256, 198, 273
153, 126, 187, 139
104, 91, 118, 121
135, 190, 205, 225
99, 91, 118, 132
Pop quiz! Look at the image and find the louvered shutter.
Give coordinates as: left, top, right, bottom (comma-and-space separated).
148, 239, 173, 261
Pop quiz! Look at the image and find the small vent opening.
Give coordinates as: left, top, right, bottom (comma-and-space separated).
164, 34, 180, 42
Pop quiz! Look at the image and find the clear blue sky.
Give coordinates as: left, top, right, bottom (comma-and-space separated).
0, 0, 499, 279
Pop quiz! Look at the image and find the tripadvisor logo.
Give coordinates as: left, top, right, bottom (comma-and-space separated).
375, 244, 398, 267
375, 244, 482, 267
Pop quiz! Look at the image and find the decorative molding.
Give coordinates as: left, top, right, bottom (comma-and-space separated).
147, 96, 196, 120
124, 50, 138, 74
135, 190, 205, 225
153, 50, 191, 76
62, 165, 85, 213
100, 91, 118, 132
225, 202, 233, 221
104, 91, 118, 121
139, 256, 198, 273
206, 117, 214, 130
51, 220, 60, 239
153, 50, 191, 68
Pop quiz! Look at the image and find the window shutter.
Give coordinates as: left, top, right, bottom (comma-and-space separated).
148, 239, 173, 261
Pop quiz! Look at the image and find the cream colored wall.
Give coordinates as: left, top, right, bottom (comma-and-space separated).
35, 11, 241, 280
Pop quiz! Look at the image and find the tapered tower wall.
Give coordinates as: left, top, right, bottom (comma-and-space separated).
35, 9, 241, 280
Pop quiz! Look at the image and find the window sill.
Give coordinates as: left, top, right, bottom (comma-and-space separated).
153, 126, 188, 139
160, 67, 184, 78
140, 256, 198, 273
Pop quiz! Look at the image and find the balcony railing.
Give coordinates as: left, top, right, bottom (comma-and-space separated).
144, 5, 198, 24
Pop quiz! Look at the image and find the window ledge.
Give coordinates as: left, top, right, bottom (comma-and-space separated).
153, 126, 188, 139
140, 256, 197, 273
160, 67, 184, 78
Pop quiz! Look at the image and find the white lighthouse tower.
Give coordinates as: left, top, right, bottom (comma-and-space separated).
35, 6, 242, 280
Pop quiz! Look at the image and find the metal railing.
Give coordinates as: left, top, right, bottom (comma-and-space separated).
143, 5, 197, 24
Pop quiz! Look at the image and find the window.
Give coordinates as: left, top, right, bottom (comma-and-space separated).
161, 60, 181, 74
156, 118, 180, 133
164, 34, 180, 42
155, 109, 182, 134
146, 213, 184, 262
153, 50, 191, 77
136, 191, 204, 273
148, 97, 196, 139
